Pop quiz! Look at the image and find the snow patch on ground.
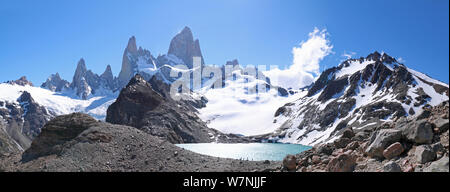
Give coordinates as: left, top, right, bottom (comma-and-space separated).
335, 60, 374, 79
198, 75, 305, 136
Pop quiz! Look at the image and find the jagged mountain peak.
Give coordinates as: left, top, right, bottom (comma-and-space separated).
180, 26, 193, 37
102, 65, 113, 77
168, 26, 203, 68
126, 36, 138, 53
41, 73, 70, 92
117, 36, 158, 87
54, 72, 61, 79
125, 74, 151, 89
76, 58, 87, 72
68, 58, 119, 99
17, 91, 34, 103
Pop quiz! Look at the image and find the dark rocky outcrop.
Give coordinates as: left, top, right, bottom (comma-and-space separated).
357, 101, 406, 121
106, 74, 220, 143
0, 91, 53, 151
21, 113, 98, 162
17, 91, 53, 139
307, 67, 339, 97
317, 77, 348, 102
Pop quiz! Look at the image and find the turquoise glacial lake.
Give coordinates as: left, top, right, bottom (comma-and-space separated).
175, 143, 312, 161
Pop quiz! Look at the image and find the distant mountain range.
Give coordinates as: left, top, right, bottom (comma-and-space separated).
1, 26, 448, 158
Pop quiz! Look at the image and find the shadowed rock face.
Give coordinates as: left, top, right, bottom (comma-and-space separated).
17, 92, 53, 140
0, 91, 54, 151
106, 74, 215, 144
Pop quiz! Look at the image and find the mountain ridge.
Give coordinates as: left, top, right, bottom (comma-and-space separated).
263, 51, 449, 146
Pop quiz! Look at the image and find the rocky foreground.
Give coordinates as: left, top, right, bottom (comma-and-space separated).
0, 113, 278, 172
281, 101, 449, 172
1, 102, 448, 172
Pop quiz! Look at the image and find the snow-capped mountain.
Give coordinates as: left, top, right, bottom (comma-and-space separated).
69, 58, 119, 99
0, 88, 54, 151
1, 26, 448, 152
117, 27, 206, 86
41, 73, 70, 92
264, 52, 449, 146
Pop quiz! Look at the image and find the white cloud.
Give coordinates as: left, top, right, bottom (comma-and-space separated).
342, 51, 356, 60
264, 28, 333, 90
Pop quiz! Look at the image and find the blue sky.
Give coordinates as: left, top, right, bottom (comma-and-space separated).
0, 0, 448, 85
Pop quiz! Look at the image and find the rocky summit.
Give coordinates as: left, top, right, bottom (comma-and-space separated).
267, 52, 449, 146
40, 73, 70, 92
106, 74, 246, 144
167, 26, 204, 69
69, 58, 120, 99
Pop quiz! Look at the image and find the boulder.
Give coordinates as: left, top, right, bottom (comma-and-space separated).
316, 143, 334, 155
383, 142, 404, 159
334, 137, 351, 149
383, 161, 402, 172
282, 155, 297, 171
311, 155, 321, 164
415, 145, 436, 164
440, 130, 449, 148
365, 129, 402, 158
416, 110, 431, 120
342, 128, 355, 139
400, 119, 433, 144
423, 157, 449, 172
431, 142, 444, 153
326, 154, 356, 172
433, 118, 449, 133
21, 113, 98, 162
